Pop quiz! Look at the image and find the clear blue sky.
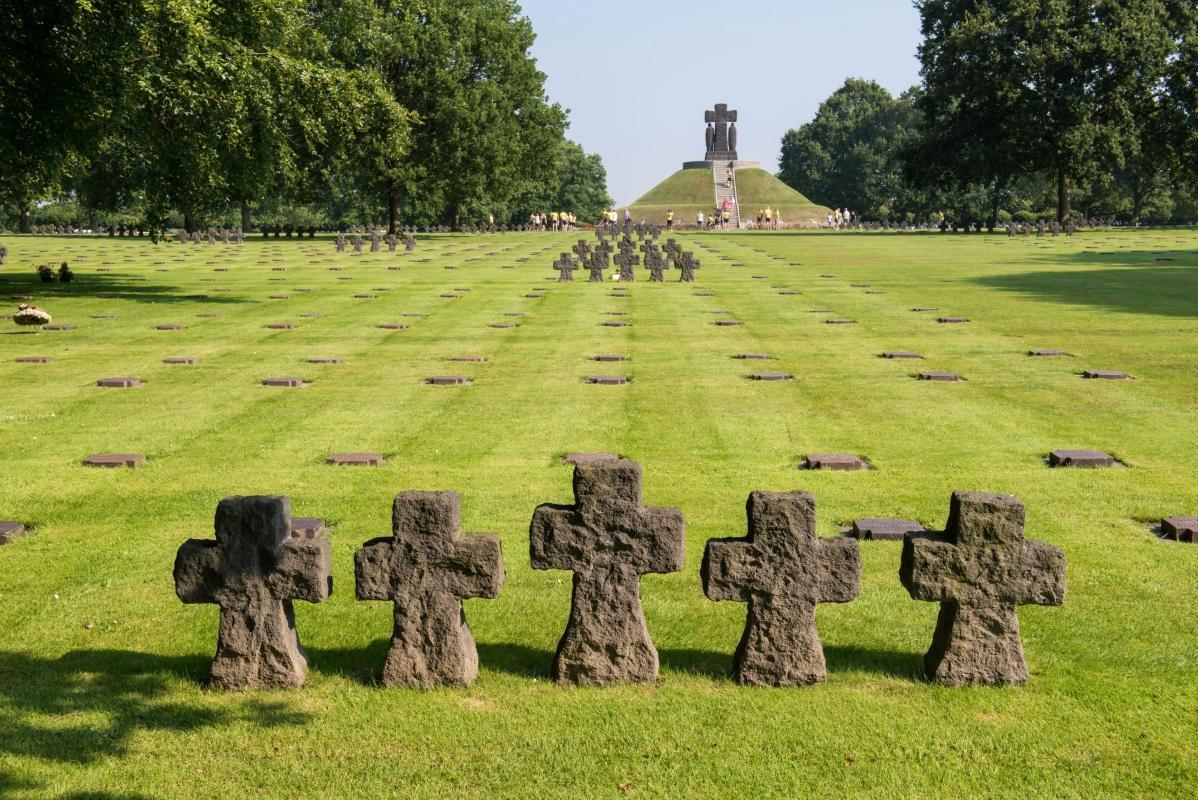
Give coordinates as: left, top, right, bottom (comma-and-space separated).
519, 0, 924, 205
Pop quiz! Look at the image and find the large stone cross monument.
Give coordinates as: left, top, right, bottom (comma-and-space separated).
705, 103, 738, 161
684, 103, 760, 170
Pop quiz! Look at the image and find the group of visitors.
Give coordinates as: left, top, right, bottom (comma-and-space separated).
698, 206, 734, 229
529, 211, 578, 232
753, 207, 781, 229
826, 208, 857, 228
598, 208, 633, 227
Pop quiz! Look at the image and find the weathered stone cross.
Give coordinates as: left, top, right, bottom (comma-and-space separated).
677, 252, 699, 282
530, 460, 685, 685
174, 496, 333, 689
899, 492, 1066, 686
554, 254, 578, 282
613, 251, 639, 282
702, 491, 861, 685
586, 253, 606, 282
355, 491, 505, 688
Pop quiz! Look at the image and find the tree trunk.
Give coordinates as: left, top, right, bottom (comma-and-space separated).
1131, 190, 1144, 225
18, 203, 31, 233
989, 185, 1002, 231
388, 188, 399, 234
1056, 170, 1070, 223
240, 200, 251, 232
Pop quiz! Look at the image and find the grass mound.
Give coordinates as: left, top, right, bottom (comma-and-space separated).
628, 167, 830, 226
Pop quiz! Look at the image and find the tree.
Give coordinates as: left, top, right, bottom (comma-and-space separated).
778, 79, 920, 219
913, 0, 1175, 222
367, 0, 567, 230
515, 140, 611, 223
0, 0, 135, 231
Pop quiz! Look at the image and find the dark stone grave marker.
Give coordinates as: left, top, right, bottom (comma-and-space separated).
174, 496, 332, 689
849, 519, 924, 541
801, 454, 867, 471
83, 453, 145, 468
355, 492, 504, 688
702, 491, 860, 685
326, 453, 384, 466
530, 459, 684, 684
899, 492, 1066, 686
1048, 450, 1115, 468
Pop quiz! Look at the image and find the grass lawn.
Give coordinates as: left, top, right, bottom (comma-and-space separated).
0, 228, 1195, 799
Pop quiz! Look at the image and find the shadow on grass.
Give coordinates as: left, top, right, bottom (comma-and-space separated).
0, 649, 310, 766
59, 793, 159, 800
0, 273, 242, 307
972, 262, 1198, 318
824, 644, 923, 679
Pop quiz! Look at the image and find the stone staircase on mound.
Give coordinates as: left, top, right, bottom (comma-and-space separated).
712, 166, 742, 229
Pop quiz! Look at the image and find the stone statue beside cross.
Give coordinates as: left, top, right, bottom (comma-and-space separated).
174, 471, 1065, 690
705, 103, 739, 160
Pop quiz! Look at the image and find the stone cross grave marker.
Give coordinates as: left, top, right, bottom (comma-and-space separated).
613, 251, 639, 282
335, 233, 346, 253
899, 492, 1066, 686
677, 252, 699, 282
530, 460, 685, 685
586, 253, 606, 282
703, 491, 860, 685
554, 253, 578, 282
355, 492, 504, 688
174, 496, 332, 689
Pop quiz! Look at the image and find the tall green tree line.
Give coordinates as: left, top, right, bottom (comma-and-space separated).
0, 0, 609, 233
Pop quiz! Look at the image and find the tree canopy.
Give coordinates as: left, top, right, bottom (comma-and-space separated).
0, 0, 608, 233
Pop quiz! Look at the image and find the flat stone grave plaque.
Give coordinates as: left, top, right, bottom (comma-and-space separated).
602, 321, 629, 328
919, 371, 963, 382
593, 354, 626, 362
524, 293, 544, 299
16, 357, 51, 363
504, 312, 524, 317
403, 313, 425, 318
825, 319, 857, 325
1029, 349, 1066, 357
0, 521, 26, 544
440, 293, 460, 298
882, 352, 922, 359
155, 324, 185, 331
714, 320, 741, 326
43, 325, 75, 331
586, 375, 629, 385
1161, 517, 1197, 543
1048, 450, 1116, 468
849, 519, 924, 541
912, 307, 938, 312
197, 313, 221, 319
326, 452, 384, 466
693, 291, 713, 297
489, 322, 517, 329
91, 315, 116, 319
563, 453, 619, 465
734, 353, 772, 360
937, 316, 969, 323
262, 377, 304, 388
84, 453, 145, 469
802, 454, 867, 471
426, 376, 471, 386
163, 357, 198, 365
1083, 370, 1130, 380
377, 323, 407, 330
450, 355, 486, 363
97, 377, 142, 388
264, 323, 295, 330
307, 358, 342, 364
269, 294, 290, 300
778, 290, 799, 295
749, 372, 793, 381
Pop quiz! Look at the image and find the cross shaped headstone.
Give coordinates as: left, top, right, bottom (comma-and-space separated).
644, 249, 666, 282
173, 496, 332, 689
703, 491, 860, 685
899, 492, 1066, 686
613, 251, 638, 282
355, 492, 504, 688
335, 233, 346, 253
586, 253, 606, 282
530, 459, 685, 685
677, 252, 699, 282
554, 254, 578, 282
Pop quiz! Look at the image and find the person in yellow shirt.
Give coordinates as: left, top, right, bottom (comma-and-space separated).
764, 207, 772, 230
549, 211, 559, 232
666, 210, 674, 229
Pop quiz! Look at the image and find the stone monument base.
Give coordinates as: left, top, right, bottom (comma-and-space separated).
682, 160, 761, 170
